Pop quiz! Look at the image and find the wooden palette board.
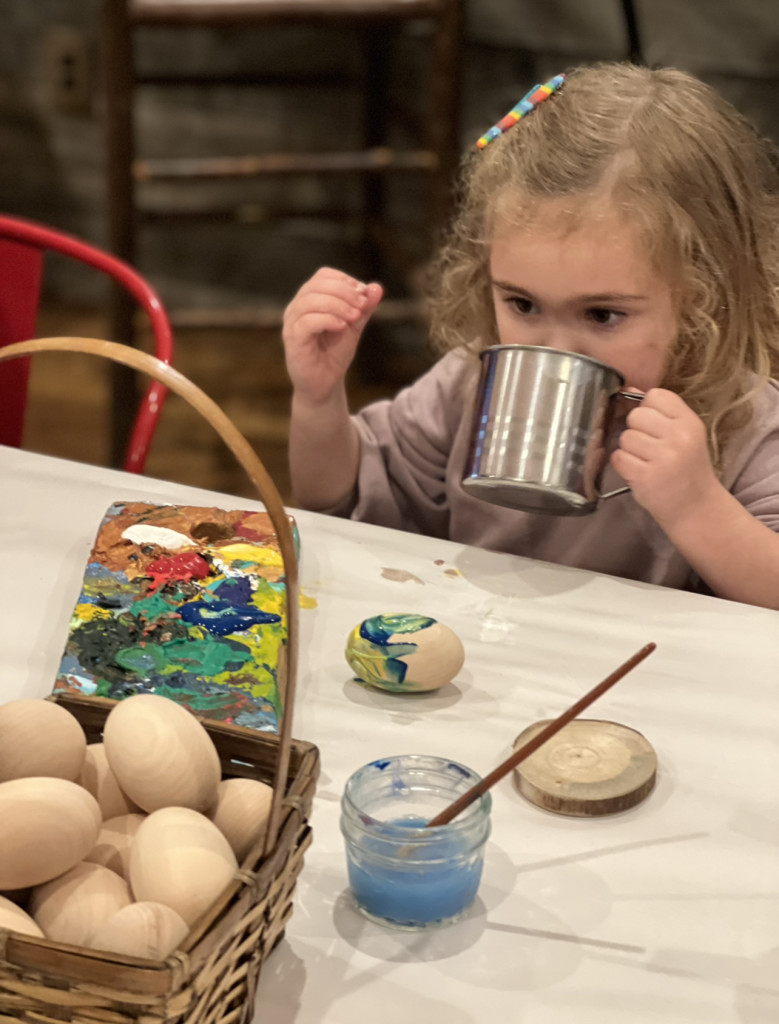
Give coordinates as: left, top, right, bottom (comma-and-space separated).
513, 718, 657, 817
52, 501, 295, 733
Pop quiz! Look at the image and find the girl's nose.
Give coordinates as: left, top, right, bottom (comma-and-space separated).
540, 327, 584, 355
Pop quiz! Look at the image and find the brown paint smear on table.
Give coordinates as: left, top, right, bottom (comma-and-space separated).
433, 559, 461, 578
381, 568, 425, 585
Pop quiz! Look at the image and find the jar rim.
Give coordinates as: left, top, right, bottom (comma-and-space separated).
341, 753, 492, 840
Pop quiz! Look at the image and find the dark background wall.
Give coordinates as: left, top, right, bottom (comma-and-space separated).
1, 0, 777, 309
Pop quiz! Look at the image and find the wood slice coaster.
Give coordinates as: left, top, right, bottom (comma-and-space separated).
513, 719, 657, 817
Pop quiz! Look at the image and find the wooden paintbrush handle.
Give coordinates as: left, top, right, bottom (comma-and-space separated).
426, 642, 657, 827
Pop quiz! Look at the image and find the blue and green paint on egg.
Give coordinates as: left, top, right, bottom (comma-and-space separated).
345, 613, 465, 693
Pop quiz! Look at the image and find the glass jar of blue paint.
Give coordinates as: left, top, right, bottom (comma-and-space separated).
340, 754, 491, 929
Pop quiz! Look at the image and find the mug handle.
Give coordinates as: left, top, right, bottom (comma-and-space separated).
601, 390, 645, 501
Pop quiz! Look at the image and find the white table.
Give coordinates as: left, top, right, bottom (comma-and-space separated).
2, 444, 778, 1024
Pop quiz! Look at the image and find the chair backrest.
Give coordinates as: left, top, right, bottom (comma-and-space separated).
0, 213, 173, 473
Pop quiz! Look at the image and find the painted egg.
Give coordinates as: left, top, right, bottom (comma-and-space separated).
79, 743, 141, 819
206, 777, 273, 863
130, 807, 237, 926
30, 862, 132, 946
103, 694, 221, 812
345, 614, 465, 692
0, 699, 87, 782
89, 901, 188, 959
0, 777, 102, 890
84, 813, 146, 880
0, 895, 44, 938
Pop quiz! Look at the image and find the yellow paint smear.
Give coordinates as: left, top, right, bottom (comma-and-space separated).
73, 603, 112, 622
215, 542, 283, 567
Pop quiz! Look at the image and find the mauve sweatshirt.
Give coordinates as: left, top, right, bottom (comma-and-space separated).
328, 349, 779, 592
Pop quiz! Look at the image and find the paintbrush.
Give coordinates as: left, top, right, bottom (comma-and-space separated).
425, 641, 657, 828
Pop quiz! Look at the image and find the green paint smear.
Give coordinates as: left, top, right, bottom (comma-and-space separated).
116, 633, 252, 677
132, 591, 180, 619
91, 676, 120, 698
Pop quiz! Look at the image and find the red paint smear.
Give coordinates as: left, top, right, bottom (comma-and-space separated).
145, 551, 211, 591
183, 690, 258, 723
139, 613, 181, 637
57, 676, 86, 694
235, 520, 274, 544
214, 692, 256, 718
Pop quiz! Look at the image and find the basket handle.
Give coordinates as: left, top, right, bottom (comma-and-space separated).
0, 336, 297, 857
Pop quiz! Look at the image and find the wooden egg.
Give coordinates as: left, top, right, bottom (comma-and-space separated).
84, 813, 146, 880
89, 902, 189, 959
0, 698, 87, 782
345, 614, 465, 692
103, 694, 221, 812
130, 807, 237, 926
79, 743, 141, 819
206, 777, 273, 863
0, 895, 44, 938
30, 862, 132, 946
0, 777, 101, 890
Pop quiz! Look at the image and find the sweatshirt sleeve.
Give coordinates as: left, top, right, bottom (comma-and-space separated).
331, 349, 471, 537
725, 380, 779, 530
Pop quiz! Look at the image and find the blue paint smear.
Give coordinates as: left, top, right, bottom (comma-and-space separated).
234, 706, 279, 730
179, 598, 281, 636
360, 614, 435, 645
58, 653, 84, 675
370, 760, 392, 771
60, 673, 98, 695
213, 577, 254, 605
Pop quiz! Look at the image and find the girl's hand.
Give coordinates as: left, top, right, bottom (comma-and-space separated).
610, 388, 721, 529
282, 267, 383, 405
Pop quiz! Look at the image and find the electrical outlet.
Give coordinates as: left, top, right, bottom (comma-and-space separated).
44, 26, 91, 116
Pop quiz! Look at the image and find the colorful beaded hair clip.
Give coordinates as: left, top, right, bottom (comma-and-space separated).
475, 73, 566, 150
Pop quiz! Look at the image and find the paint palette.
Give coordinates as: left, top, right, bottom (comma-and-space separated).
52, 502, 296, 732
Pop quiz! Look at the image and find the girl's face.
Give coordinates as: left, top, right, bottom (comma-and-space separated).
489, 205, 678, 392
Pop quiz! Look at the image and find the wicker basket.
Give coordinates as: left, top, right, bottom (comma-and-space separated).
0, 338, 320, 1024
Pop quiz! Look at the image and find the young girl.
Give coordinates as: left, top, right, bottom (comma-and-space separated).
282, 62, 779, 609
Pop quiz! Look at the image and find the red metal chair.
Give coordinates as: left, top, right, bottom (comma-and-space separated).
0, 213, 173, 473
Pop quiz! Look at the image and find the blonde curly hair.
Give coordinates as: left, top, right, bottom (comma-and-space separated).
428, 62, 779, 467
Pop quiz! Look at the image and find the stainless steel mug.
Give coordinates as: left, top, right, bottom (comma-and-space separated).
462, 345, 641, 516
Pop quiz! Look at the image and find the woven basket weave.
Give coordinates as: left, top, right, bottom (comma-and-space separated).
0, 337, 320, 1024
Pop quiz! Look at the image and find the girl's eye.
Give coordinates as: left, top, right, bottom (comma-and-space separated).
508, 296, 536, 315
587, 307, 625, 327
